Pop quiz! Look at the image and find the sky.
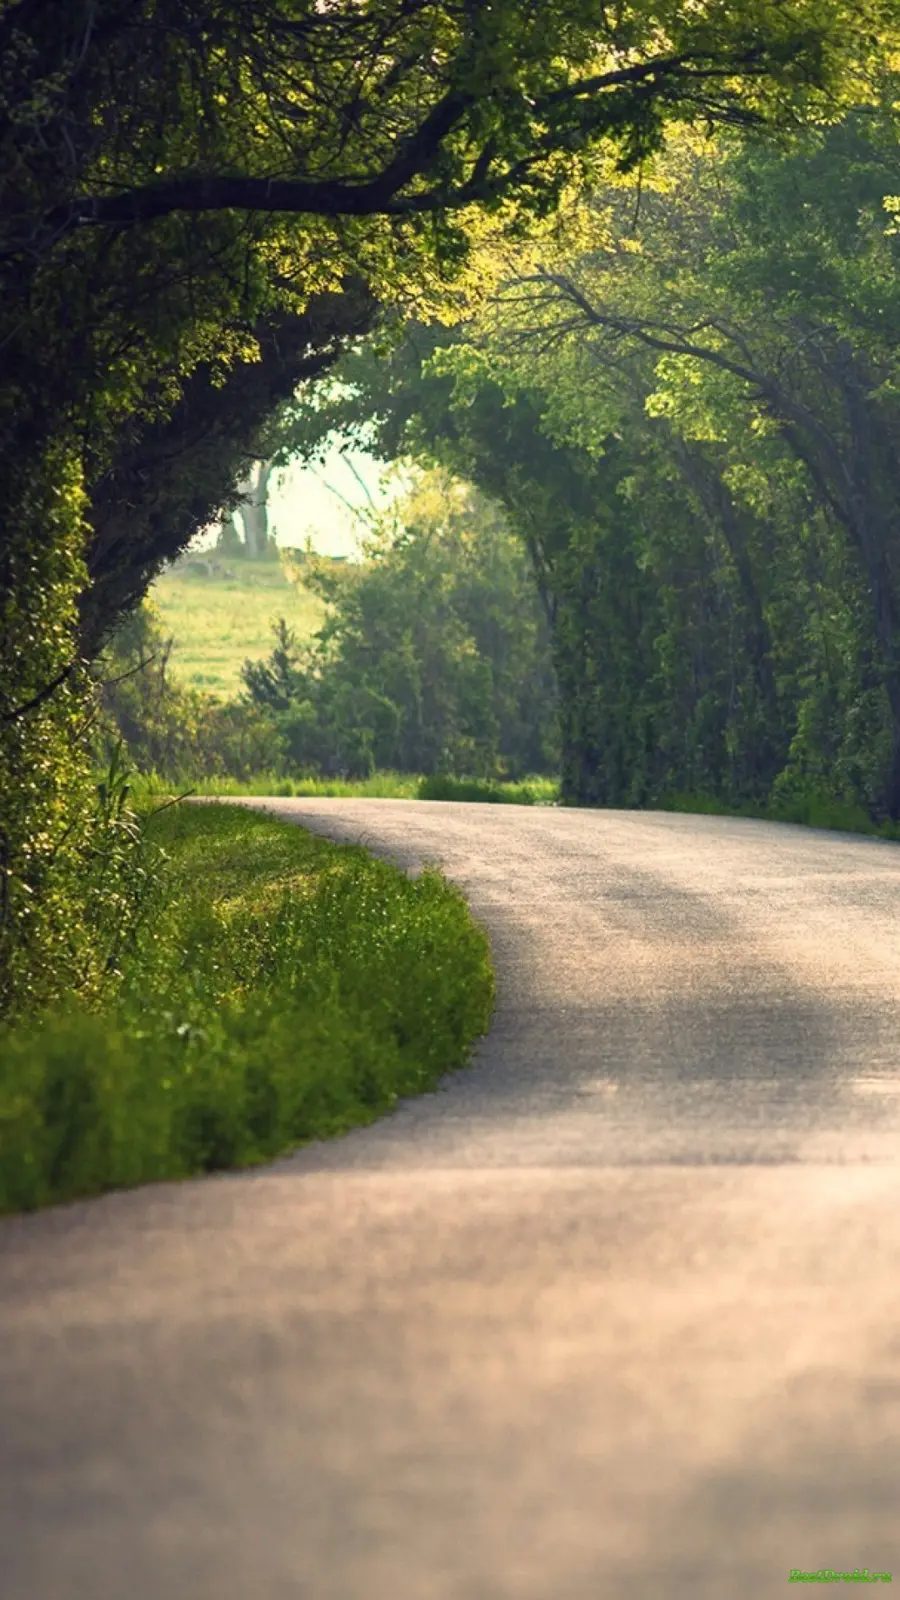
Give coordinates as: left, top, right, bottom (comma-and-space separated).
192, 442, 411, 561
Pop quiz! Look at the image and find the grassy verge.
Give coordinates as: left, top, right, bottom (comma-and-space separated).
654, 788, 900, 841
0, 802, 495, 1217
128, 768, 900, 838
416, 774, 559, 805
131, 770, 563, 803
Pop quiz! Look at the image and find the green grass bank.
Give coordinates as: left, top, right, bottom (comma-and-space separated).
132, 770, 563, 804
0, 802, 495, 1217
131, 769, 900, 840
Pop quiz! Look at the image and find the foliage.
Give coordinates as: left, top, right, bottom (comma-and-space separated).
273, 321, 673, 802
0, 801, 495, 1215
0, 446, 166, 1018
460, 99, 900, 817
274, 90, 900, 823
416, 774, 558, 805
242, 468, 560, 780
130, 770, 561, 803
131, 769, 422, 801
95, 601, 288, 784
6, 0, 865, 653
100, 472, 560, 786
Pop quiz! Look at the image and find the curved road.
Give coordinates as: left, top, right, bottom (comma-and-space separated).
3, 800, 900, 1598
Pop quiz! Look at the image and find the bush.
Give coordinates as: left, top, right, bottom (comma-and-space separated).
0, 801, 496, 1215
97, 471, 560, 791
655, 783, 900, 840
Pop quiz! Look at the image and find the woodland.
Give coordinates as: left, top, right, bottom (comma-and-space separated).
3, 0, 900, 1025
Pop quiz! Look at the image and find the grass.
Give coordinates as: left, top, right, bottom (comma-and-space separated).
654, 787, 900, 841
416, 774, 560, 805
0, 801, 495, 1216
130, 770, 563, 803
149, 556, 326, 698
125, 754, 900, 849
132, 768, 424, 800
127, 769, 900, 838
4, 767, 896, 1219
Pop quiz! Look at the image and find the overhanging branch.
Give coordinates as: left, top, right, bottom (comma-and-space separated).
13, 46, 793, 253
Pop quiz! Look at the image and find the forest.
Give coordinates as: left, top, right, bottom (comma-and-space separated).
3, 0, 900, 1205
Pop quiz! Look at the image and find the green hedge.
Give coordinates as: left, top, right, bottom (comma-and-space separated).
0, 802, 495, 1215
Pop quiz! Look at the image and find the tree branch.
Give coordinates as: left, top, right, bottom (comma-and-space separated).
12, 46, 790, 252
1, 659, 81, 723
536, 46, 768, 107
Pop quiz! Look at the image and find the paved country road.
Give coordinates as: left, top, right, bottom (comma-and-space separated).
3, 800, 900, 1600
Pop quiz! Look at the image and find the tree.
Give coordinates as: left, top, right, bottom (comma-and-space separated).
482, 104, 900, 812
4, 0, 872, 260
216, 510, 244, 560
3, 0, 885, 640
269, 321, 672, 802
242, 468, 560, 780
237, 461, 276, 560
78, 282, 378, 654
271, 95, 900, 815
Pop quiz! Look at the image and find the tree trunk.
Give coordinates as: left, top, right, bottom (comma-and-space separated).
672, 438, 786, 794
239, 460, 274, 558
814, 351, 900, 818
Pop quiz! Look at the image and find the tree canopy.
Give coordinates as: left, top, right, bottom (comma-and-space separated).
271, 82, 900, 818
3, 0, 890, 649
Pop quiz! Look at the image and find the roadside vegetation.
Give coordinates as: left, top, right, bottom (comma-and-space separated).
133, 771, 561, 804
0, 800, 495, 1217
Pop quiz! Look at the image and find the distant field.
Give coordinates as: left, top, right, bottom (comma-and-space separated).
149, 557, 328, 698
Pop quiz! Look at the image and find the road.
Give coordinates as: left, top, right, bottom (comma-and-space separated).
3, 799, 900, 1598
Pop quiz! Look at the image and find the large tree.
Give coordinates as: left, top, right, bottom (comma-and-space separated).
2, 0, 886, 664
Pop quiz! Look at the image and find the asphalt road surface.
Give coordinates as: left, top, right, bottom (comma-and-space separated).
3, 799, 900, 1599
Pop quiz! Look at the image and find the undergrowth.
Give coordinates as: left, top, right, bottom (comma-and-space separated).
128, 768, 900, 837
656, 787, 900, 841
0, 802, 495, 1216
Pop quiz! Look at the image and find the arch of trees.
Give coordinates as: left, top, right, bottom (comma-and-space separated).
0, 0, 892, 1012
269, 93, 900, 821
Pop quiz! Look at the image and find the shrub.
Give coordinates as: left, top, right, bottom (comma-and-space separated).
0, 446, 167, 1021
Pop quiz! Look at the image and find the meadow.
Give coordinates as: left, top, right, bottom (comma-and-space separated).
149, 553, 328, 698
